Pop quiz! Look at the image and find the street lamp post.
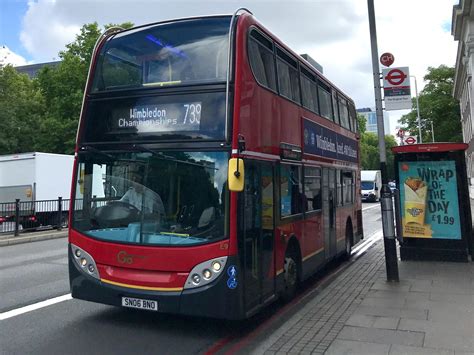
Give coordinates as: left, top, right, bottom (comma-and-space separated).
367, 0, 399, 282
411, 75, 422, 143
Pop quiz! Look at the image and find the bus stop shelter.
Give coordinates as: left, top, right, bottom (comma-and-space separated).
392, 143, 472, 262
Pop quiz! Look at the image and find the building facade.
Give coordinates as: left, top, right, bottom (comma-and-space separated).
15, 61, 60, 78
356, 107, 390, 136
453, 0, 474, 196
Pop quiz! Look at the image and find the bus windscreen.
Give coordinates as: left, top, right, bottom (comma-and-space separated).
73, 150, 229, 246
91, 17, 231, 92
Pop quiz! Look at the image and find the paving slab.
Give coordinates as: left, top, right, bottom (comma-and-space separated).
325, 339, 390, 355
337, 326, 424, 347
247, 238, 474, 355
389, 344, 454, 355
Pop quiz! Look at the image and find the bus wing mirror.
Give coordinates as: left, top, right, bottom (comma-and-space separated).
228, 158, 245, 192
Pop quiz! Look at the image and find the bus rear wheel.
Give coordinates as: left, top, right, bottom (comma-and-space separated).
282, 251, 299, 302
344, 222, 353, 260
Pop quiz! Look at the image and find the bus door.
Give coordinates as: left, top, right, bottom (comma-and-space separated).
239, 161, 275, 311
323, 168, 337, 259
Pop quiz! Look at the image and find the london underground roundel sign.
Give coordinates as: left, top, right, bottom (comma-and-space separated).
380, 52, 394, 67
385, 68, 407, 86
404, 136, 416, 145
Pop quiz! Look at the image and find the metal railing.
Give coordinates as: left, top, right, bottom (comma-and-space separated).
0, 197, 70, 235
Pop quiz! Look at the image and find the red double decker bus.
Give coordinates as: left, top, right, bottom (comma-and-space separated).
69, 9, 363, 319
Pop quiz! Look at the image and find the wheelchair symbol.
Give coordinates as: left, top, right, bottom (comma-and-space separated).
227, 277, 238, 289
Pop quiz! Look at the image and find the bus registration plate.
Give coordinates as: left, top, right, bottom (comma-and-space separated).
122, 297, 158, 311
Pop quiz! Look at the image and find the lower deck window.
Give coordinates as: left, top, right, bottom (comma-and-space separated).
280, 164, 304, 217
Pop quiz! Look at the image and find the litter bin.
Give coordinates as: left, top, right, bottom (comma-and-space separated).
392, 143, 472, 262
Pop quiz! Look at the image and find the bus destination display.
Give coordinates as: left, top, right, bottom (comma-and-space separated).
116, 102, 202, 132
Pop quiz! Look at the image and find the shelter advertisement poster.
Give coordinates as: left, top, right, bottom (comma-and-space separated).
398, 160, 461, 239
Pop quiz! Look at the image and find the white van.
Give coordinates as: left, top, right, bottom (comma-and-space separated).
361, 170, 382, 202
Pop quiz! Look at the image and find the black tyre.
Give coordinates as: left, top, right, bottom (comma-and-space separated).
344, 222, 353, 260
281, 249, 300, 302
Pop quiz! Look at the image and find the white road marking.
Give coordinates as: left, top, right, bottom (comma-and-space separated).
0, 294, 72, 321
353, 231, 383, 257
362, 204, 380, 212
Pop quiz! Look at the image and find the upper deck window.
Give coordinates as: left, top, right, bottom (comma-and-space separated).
91, 17, 231, 92
276, 47, 300, 104
332, 90, 339, 125
338, 96, 350, 130
300, 66, 318, 114
348, 102, 358, 133
318, 80, 333, 121
248, 29, 277, 91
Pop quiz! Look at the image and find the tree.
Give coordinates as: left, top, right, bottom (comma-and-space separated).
357, 113, 367, 134
35, 22, 134, 154
399, 65, 462, 143
360, 133, 397, 180
0, 66, 45, 154
358, 111, 397, 179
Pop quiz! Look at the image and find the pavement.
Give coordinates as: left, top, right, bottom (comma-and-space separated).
249, 238, 474, 355
1, 224, 473, 354
0, 228, 67, 246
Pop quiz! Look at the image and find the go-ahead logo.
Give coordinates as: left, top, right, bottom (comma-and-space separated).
117, 251, 145, 264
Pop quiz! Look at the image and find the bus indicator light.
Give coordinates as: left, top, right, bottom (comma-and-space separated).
192, 274, 201, 285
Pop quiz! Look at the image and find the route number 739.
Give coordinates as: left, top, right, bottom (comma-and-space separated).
183, 103, 201, 124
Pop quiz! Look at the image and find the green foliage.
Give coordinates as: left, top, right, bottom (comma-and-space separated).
399, 65, 462, 143
0, 22, 135, 155
360, 132, 397, 180
32, 21, 134, 154
357, 113, 367, 134
0, 66, 45, 154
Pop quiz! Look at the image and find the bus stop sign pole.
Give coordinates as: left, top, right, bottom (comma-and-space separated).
367, 0, 399, 282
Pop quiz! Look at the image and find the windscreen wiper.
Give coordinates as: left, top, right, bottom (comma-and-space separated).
131, 144, 218, 170
132, 144, 174, 160
79, 145, 114, 159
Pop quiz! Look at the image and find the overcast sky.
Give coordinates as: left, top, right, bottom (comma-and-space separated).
0, 0, 459, 133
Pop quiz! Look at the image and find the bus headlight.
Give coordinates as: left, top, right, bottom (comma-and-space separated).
202, 269, 212, 280
71, 244, 100, 280
184, 256, 227, 290
211, 261, 222, 272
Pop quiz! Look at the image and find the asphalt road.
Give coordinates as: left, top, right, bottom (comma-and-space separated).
0, 238, 70, 312
0, 204, 383, 354
361, 201, 383, 238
